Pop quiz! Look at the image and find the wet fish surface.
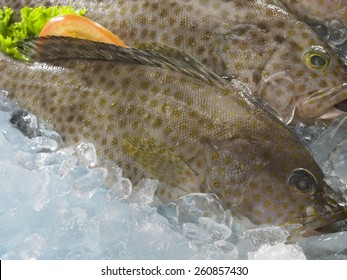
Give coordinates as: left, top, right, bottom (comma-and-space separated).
1, 0, 347, 122
0, 36, 346, 237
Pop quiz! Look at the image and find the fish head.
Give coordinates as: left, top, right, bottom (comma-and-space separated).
259, 25, 347, 123
203, 130, 347, 236
293, 43, 347, 120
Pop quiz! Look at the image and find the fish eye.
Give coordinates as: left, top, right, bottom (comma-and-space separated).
310, 54, 327, 67
288, 168, 317, 196
303, 46, 331, 71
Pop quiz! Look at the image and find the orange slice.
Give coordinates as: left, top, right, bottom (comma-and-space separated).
39, 14, 127, 47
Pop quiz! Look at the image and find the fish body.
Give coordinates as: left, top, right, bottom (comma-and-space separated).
1, 0, 347, 122
1, 36, 346, 237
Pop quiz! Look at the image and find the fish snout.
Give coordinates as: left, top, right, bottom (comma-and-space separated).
302, 195, 347, 235
297, 83, 347, 119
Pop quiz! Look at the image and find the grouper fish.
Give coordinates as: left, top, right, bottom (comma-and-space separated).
1, 35, 346, 238
1, 0, 347, 123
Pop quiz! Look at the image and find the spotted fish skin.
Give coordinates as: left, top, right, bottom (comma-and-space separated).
1, 0, 347, 122
1, 36, 346, 236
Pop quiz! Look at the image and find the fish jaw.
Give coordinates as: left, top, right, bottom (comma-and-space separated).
299, 186, 347, 236
280, 192, 347, 240
301, 207, 347, 237
296, 83, 347, 119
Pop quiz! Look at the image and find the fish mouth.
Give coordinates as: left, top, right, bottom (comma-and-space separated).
301, 207, 347, 237
297, 83, 347, 119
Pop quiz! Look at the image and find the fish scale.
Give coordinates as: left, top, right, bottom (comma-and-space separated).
1, 0, 347, 122
1, 35, 346, 237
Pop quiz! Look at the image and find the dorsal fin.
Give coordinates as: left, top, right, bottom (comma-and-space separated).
18, 36, 230, 87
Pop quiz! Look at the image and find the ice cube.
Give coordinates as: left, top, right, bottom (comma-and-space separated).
180, 215, 235, 259
127, 179, 158, 204
108, 178, 132, 202
310, 116, 347, 167
235, 226, 293, 259
0, 163, 45, 211
17, 147, 76, 170
128, 203, 194, 260
198, 217, 232, 242
0, 206, 37, 247
181, 222, 209, 242
1, 123, 28, 149
156, 203, 179, 230
235, 238, 255, 260
177, 193, 231, 226
0, 130, 18, 158
328, 139, 347, 184
299, 231, 347, 260
23, 136, 59, 153
248, 243, 306, 260
241, 226, 290, 248
98, 201, 131, 244
213, 240, 239, 259
182, 218, 231, 245
15, 151, 49, 170
9, 110, 40, 138
293, 121, 326, 144
58, 149, 79, 178
75, 142, 97, 167
177, 193, 234, 258
72, 167, 108, 199
37, 193, 102, 258
1, 233, 46, 260
38, 129, 64, 148
324, 176, 347, 205
180, 220, 237, 259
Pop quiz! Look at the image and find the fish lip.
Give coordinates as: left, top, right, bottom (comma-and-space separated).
319, 106, 346, 120
297, 84, 347, 119
301, 208, 347, 236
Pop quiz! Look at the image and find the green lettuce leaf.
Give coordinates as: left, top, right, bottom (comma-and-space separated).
0, 6, 86, 61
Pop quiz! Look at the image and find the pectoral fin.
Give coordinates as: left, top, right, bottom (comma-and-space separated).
121, 137, 202, 202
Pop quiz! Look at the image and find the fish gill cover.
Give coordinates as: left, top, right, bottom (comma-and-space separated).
0, 6, 86, 60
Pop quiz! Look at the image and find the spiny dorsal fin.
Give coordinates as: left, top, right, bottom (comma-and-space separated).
18, 36, 230, 87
